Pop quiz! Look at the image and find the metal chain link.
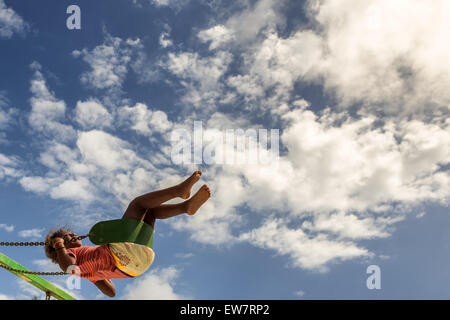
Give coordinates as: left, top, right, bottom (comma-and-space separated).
0, 262, 67, 276
0, 234, 90, 247
0, 234, 90, 276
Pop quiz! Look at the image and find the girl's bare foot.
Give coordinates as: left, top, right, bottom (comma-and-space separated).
178, 170, 202, 199
186, 184, 211, 215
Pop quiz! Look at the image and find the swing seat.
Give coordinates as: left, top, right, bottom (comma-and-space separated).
89, 219, 154, 248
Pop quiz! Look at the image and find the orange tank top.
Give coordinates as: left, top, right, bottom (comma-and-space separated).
66, 245, 133, 283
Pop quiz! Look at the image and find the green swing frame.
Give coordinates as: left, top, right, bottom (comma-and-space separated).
0, 218, 154, 300
0, 252, 76, 300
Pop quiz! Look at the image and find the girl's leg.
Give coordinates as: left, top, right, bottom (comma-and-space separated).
143, 203, 186, 228
144, 185, 211, 228
122, 170, 202, 221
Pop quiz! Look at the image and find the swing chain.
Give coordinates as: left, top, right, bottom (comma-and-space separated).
0, 234, 90, 247
0, 235, 90, 276
0, 262, 67, 276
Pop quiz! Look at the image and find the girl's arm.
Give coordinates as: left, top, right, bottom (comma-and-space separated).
52, 237, 76, 272
94, 279, 116, 297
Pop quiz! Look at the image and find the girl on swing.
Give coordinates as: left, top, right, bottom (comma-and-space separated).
44, 170, 210, 297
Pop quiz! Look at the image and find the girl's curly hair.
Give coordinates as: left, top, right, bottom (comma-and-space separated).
44, 226, 72, 264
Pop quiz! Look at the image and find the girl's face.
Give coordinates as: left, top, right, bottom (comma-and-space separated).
62, 231, 82, 248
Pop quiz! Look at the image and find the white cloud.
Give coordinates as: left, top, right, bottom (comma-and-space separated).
18, 228, 45, 239
73, 34, 143, 94
152, 0, 171, 6
299, 0, 450, 117
164, 103, 448, 272
19, 176, 54, 194
121, 266, 190, 299
224, 0, 286, 46
276, 108, 450, 214
15, 279, 43, 300
159, 31, 173, 48
28, 64, 76, 142
239, 218, 373, 272
203, 0, 450, 119
77, 130, 141, 172
416, 212, 426, 219
8, 0, 449, 276
164, 50, 233, 108
0, 153, 21, 181
0, 223, 14, 232
0, 92, 16, 131
118, 103, 173, 136
170, 169, 245, 245
174, 252, 194, 259
50, 177, 94, 202
228, 30, 323, 112
0, 0, 28, 38
150, 0, 190, 12
0, 293, 13, 300
19, 124, 165, 212
32, 259, 61, 272
74, 100, 113, 130
302, 212, 403, 240
294, 290, 305, 297
198, 25, 235, 50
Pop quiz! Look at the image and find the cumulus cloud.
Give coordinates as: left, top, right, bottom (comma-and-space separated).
77, 130, 142, 172
0, 0, 28, 38
118, 103, 173, 137
159, 31, 173, 48
255, 0, 450, 119
161, 76, 448, 271
18, 228, 45, 239
121, 266, 190, 299
8, 0, 450, 275
0, 92, 16, 131
187, 0, 450, 119
220, 104, 447, 269
164, 50, 233, 109
294, 290, 305, 297
223, 0, 286, 46
239, 218, 373, 272
150, 0, 190, 12
198, 25, 235, 50
155, 0, 449, 268
73, 34, 143, 99
19, 176, 53, 194
0, 92, 18, 145
19, 118, 168, 224
0, 223, 14, 232
50, 177, 94, 201
301, 212, 403, 240
74, 100, 113, 130
226, 30, 323, 112
169, 166, 246, 245
0, 293, 13, 300
28, 63, 76, 142
20, 63, 162, 208
307, 0, 450, 114
0, 153, 21, 181
32, 259, 61, 272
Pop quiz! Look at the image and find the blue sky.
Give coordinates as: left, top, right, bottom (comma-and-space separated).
0, 0, 449, 300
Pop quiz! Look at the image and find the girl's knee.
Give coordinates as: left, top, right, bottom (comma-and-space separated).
144, 209, 156, 228
122, 198, 146, 220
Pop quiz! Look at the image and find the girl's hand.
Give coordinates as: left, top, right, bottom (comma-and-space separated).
52, 237, 65, 248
